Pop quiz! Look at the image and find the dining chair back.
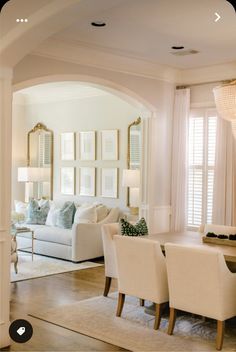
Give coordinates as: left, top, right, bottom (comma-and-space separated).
102, 223, 119, 296
114, 235, 169, 329
165, 243, 236, 350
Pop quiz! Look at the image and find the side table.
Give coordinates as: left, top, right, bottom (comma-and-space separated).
11, 227, 35, 261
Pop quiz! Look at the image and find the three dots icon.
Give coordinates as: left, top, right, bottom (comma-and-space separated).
16, 19, 28, 23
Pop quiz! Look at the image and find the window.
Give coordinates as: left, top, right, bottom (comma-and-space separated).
187, 109, 217, 228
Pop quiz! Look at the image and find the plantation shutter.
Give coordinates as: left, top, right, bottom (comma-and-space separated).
187, 109, 217, 228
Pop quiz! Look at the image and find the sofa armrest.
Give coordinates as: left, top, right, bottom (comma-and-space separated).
71, 223, 104, 262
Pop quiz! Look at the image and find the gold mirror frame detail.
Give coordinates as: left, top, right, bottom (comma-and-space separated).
27, 123, 54, 199
127, 117, 141, 208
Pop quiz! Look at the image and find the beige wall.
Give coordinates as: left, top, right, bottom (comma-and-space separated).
12, 91, 141, 210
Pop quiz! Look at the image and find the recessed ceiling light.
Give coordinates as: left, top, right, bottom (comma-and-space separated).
91, 21, 106, 27
171, 46, 184, 50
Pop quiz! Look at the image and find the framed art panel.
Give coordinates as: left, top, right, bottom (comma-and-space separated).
80, 131, 96, 160
60, 167, 75, 195
101, 130, 119, 160
61, 132, 75, 160
101, 168, 118, 198
80, 167, 96, 196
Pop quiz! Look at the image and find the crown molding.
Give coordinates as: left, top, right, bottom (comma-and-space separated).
32, 38, 181, 83
13, 89, 109, 105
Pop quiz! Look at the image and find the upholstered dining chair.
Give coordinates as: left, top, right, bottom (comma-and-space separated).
114, 236, 169, 330
102, 223, 119, 296
165, 243, 236, 350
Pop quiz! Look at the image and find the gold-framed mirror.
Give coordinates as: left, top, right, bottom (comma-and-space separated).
127, 117, 142, 209
27, 123, 53, 199
128, 117, 142, 169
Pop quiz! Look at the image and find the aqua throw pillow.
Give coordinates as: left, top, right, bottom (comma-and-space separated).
56, 201, 76, 229
26, 199, 50, 225
120, 217, 148, 236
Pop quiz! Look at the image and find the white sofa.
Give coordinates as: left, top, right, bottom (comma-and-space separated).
16, 208, 120, 262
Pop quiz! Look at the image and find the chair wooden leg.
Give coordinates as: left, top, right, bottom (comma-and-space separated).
216, 320, 225, 351
167, 307, 176, 335
140, 299, 145, 306
103, 276, 112, 297
116, 293, 125, 317
154, 303, 162, 330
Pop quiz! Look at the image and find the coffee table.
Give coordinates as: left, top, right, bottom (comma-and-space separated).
11, 227, 35, 261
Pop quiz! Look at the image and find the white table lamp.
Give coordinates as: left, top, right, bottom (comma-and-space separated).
122, 169, 140, 215
18, 167, 50, 202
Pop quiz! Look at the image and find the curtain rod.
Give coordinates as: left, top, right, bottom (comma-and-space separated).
176, 78, 236, 89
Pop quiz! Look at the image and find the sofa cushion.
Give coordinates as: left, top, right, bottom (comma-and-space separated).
56, 201, 75, 229
74, 205, 97, 224
96, 205, 109, 222
26, 199, 50, 225
46, 204, 60, 226
17, 225, 72, 246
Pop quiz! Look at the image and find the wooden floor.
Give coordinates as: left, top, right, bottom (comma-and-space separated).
4, 260, 126, 351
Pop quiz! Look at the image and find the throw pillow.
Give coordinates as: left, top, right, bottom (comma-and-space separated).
74, 205, 97, 224
46, 204, 60, 226
96, 205, 109, 222
56, 201, 76, 229
26, 199, 50, 225
120, 217, 148, 236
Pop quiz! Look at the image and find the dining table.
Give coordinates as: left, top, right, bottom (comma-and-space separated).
144, 230, 236, 316
147, 230, 236, 263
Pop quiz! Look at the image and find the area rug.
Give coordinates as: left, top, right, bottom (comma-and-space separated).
29, 293, 236, 351
11, 253, 102, 282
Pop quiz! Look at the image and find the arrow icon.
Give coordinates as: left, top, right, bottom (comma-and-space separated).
214, 12, 221, 22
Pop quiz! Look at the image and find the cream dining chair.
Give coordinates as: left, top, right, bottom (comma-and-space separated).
114, 236, 169, 329
165, 243, 236, 350
101, 223, 120, 296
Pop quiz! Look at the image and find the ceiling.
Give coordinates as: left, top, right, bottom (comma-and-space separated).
52, 0, 236, 69
14, 82, 110, 104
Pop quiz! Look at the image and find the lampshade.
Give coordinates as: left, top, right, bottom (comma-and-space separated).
122, 169, 140, 188
18, 167, 50, 182
129, 188, 140, 207
213, 80, 236, 121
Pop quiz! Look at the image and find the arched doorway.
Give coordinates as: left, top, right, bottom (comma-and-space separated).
13, 75, 155, 226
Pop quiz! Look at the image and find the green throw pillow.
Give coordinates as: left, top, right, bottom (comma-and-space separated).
56, 201, 76, 229
120, 217, 148, 236
26, 199, 50, 225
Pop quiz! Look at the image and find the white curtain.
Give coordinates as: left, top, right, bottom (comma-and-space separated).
212, 118, 236, 225
170, 88, 190, 232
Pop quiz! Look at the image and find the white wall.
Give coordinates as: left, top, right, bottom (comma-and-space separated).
12, 91, 142, 210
